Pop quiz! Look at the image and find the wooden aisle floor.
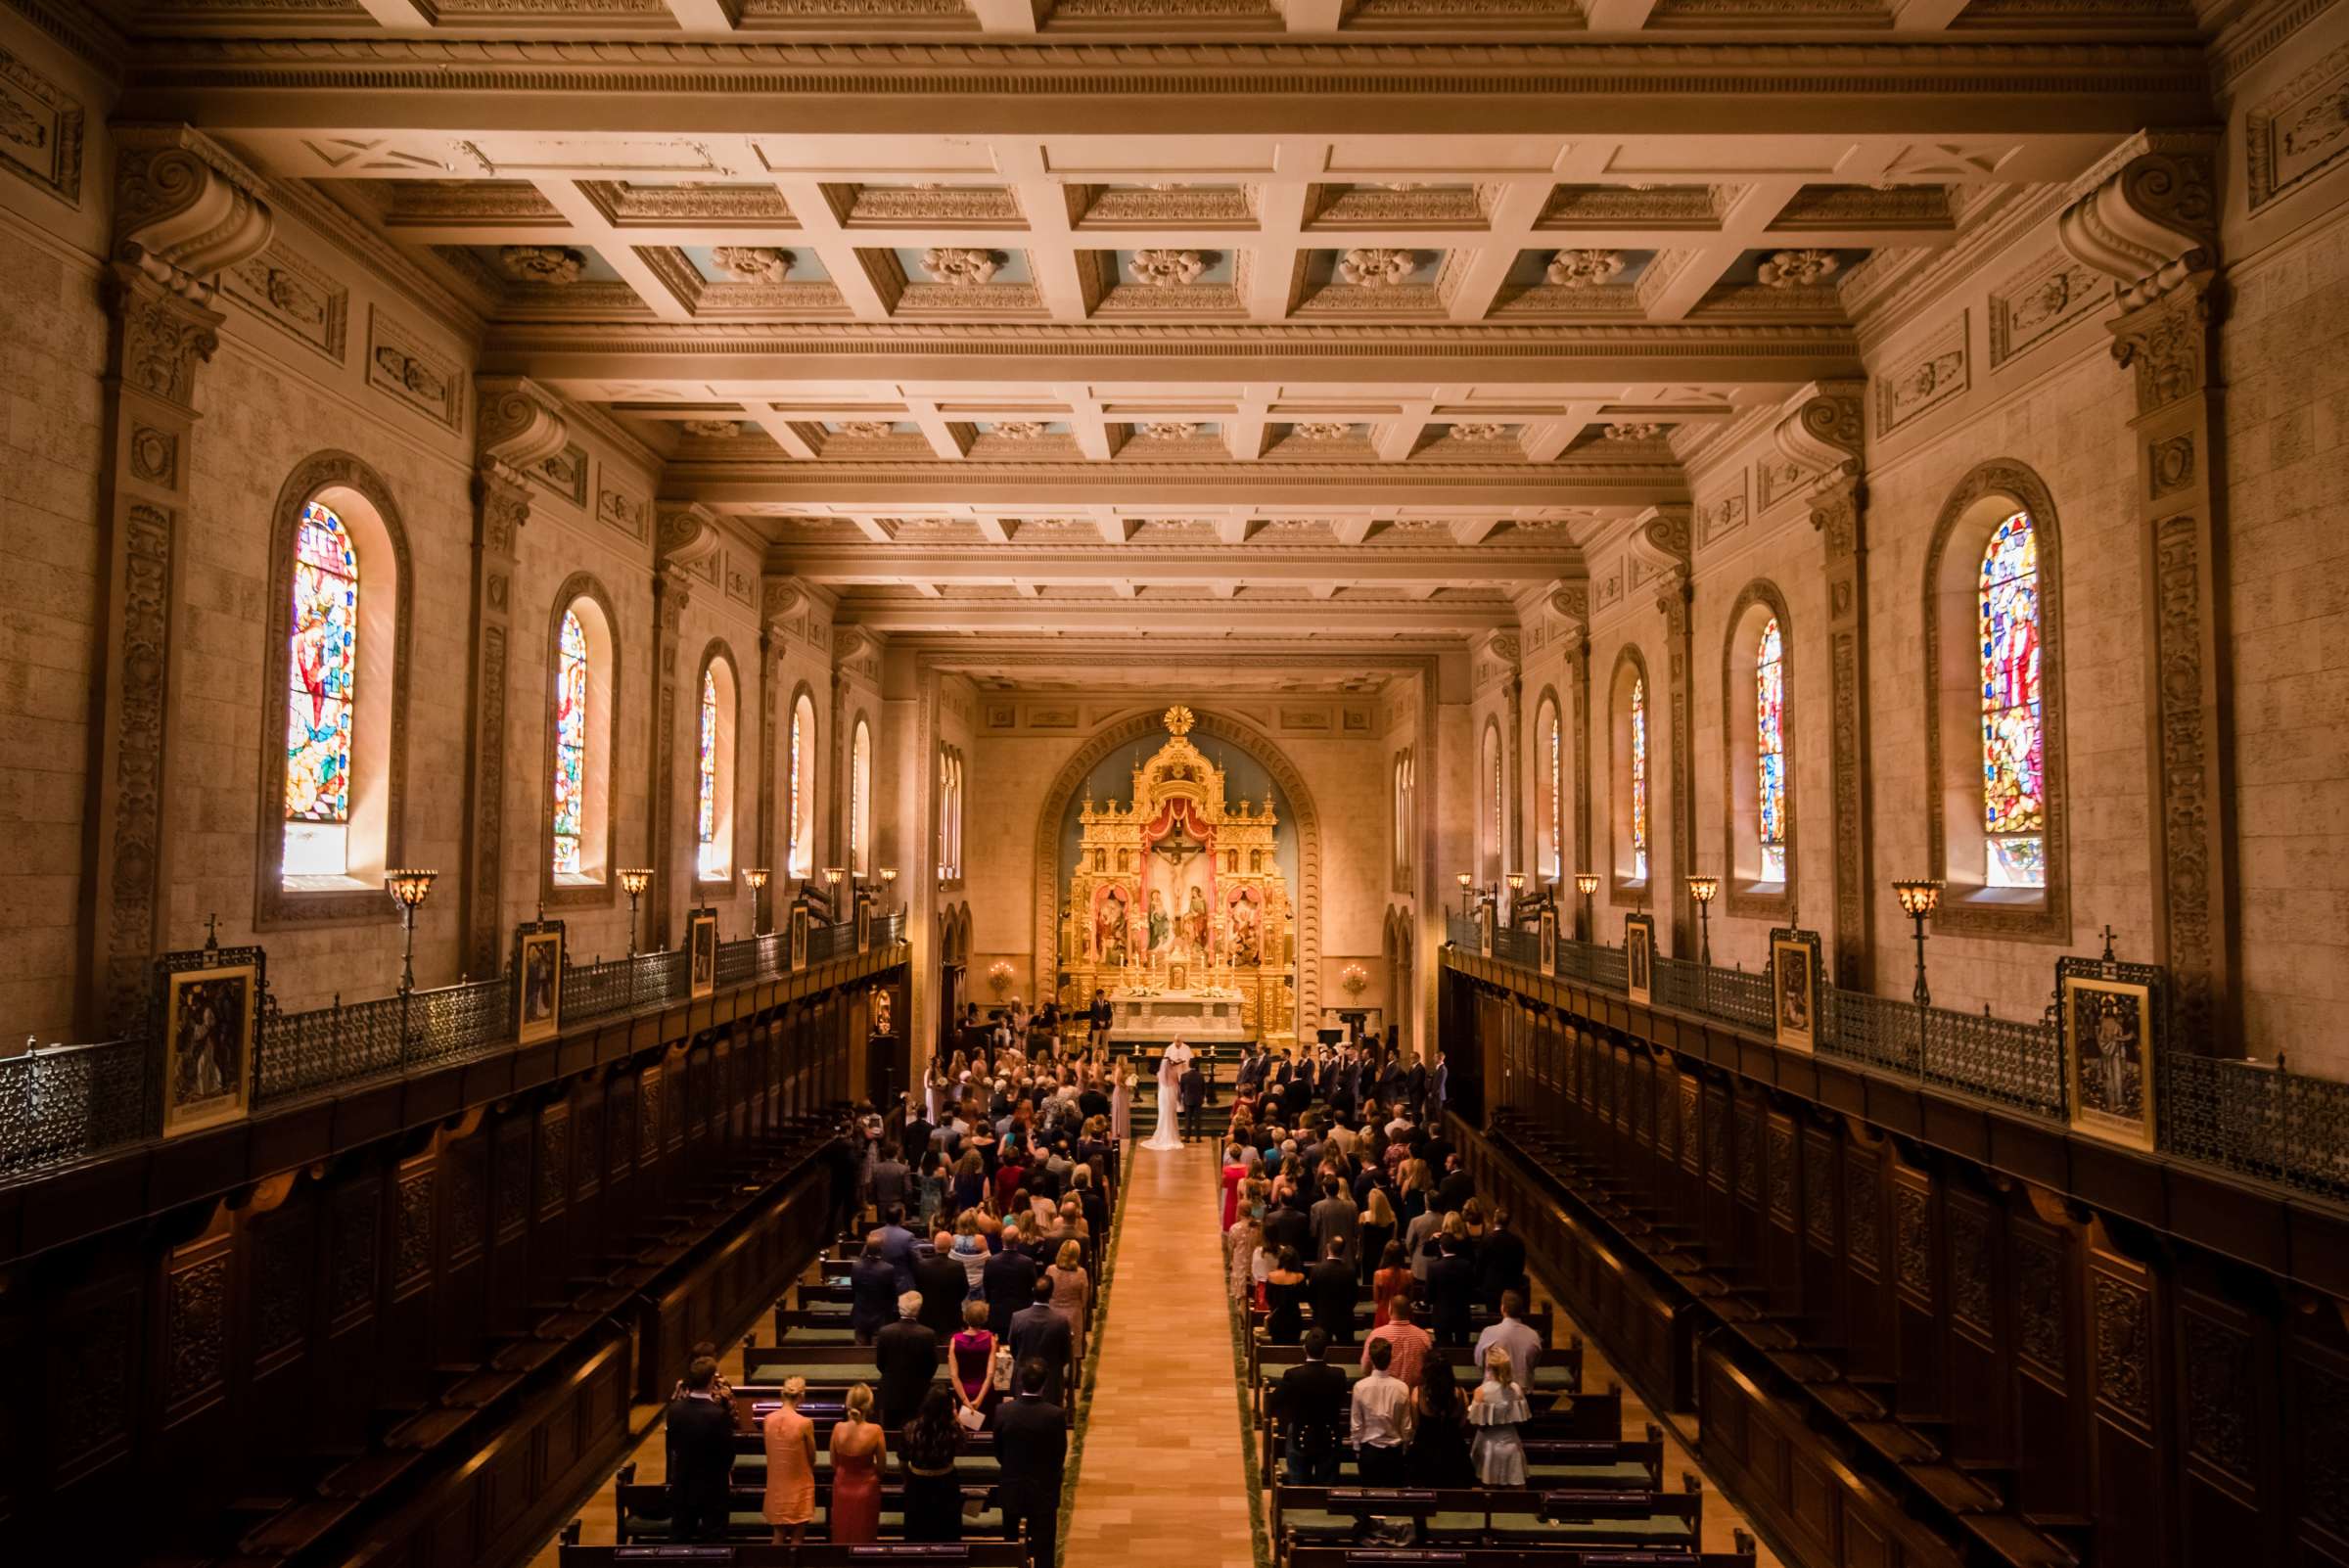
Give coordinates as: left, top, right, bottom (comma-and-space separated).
1061, 1137, 1256, 1568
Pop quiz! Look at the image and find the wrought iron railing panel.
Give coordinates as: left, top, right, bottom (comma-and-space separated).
0, 1038, 155, 1176
258, 993, 405, 1102
405, 977, 515, 1070
1920, 1004, 2066, 1120
2161, 1053, 2349, 1201
1494, 926, 1540, 967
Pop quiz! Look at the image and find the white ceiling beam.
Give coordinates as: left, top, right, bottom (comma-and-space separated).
1332, 518, 1376, 545
1641, 178, 1806, 322
1094, 516, 1140, 544
769, 177, 894, 321
660, 0, 742, 29
1375, 402, 1437, 462
850, 517, 900, 543
1248, 178, 1312, 324
997, 142, 1092, 324
1580, 0, 1659, 25
771, 547, 1565, 586
967, 0, 1050, 27
975, 516, 1013, 543
1227, 387, 1271, 461
742, 406, 821, 459
911, 580, 943, 597
839, 601, 1510, 634
526, 177, 697, 323
1451, 518, 1504, 545
1280, 0, 1346, 29
901, 395, 971, 460
1442, 183, 1552, 323
1892, 0, 1973, 27
352, 0, 438, 25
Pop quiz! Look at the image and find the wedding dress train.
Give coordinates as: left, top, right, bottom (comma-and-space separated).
1142, 1043, 1190, 1152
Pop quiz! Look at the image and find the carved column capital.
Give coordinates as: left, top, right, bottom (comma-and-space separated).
1546, 575, 1590, 628
761, 573, 807, 633
1806, 471, 1867, 563
2057, 145, 2218, 311
472, 462, 533, 558
656, 500, 722, 574
101, 267, 223, 414
1626, 504, 1692, 577
112, 124, 274, 304
476, 375, 570, 471
2108, 273, 2218, 418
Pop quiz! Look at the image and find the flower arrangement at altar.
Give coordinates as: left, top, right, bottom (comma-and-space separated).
987, 960, 1015, 998
1341, 964, 1368, 997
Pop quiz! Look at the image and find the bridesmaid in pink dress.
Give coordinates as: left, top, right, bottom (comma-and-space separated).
826, 1384, 886, 1544
760, 1377, 816, 1546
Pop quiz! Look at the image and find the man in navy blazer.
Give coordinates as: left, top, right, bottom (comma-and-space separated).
994, 1358, 1069, 1568
1007, 1276, 1074, 1406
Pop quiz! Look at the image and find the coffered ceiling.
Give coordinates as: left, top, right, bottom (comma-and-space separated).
91, 3, 2222, 656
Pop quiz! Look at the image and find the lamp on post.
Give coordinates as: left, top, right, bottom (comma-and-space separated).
1686, 874, 1720, 967
1892, 878, 1944, 1072
618, 868, 653, 956
1574, 873, 1599, 943
1505, 870, 1526, 919
878, 866, 898, 915
821, 866, 844, 919
742, 867, 770, 936
1455, 870, 1474, 919
385, 869, 438, 1055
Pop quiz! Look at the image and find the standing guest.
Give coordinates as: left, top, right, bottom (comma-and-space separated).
760, 1375, 817, 1547
1474, 1290, 1544, 1386
1359, 1188, 1398, 1287
950, 1299, 1000, 1428
1361, 1295, 1434, 1390
950, 1214, 991, 1297
1436, 1156, 1475, 1216
1350, 1336, 1412, 1487
1072, 1164, 1109, 1241
1404, 1203, 1444, 1287
874, 1291, 941, 1430
850, 1236, 898, 1346
995, 1358, 1069, 1568
1221, 1144, 1251, 1229
914, 1150, 950, 1234
827, 1383, 887, 1544
902, 1098, 936, 1170
825, 1122, 864, 1239
915, 1234, 969, 1338
900, 1385, 965, 1543
875, 1206, 920, 1293
1181, 1053, 1210, 1141
1478, 1209, 1529, 1312
1310, 1176, 1360, 1270
1468, 1349, 1531, 1487
1275, 1327, 1350, 1485
1371, 1241, 1412, 1328
1111, 1058, 1135, 1142
1263, 1246, 1309, 1345
869, 1144, 911, 1219
983, 1229, 1039, 1338
668, 1339, 737, 1410
1405, 1359, 1476, 1488
1308, 1238, 1358, 1344
1008, 1276, 1075, 1406
664, 1357, 737, 1543
1046, 1238, 1092, 1362
1428, 1233, 1478, 1348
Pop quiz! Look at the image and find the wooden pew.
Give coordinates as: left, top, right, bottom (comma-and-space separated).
1282, 1544, 1756, 1568
1269, 1479, 1704, 1554
1248, 1338, 1588, 1428
1256, 1422, 1669, 1496
565, 1542, 1026, 1566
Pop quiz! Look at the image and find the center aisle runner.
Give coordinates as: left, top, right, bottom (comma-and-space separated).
1062, 1136, 1256, 1568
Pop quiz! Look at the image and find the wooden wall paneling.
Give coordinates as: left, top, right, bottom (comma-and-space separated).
245, 1183, 319, 1457
1889, 1160, 1944, 1426
1841, 1130, 1891, 1386
1763, 1109, 1804, 1319
382, 1148, 438, 1406
1800, 1124, 1844, 1353
2087, 1243, 2167, 1567
530, 1097, 575, 1306
571, 1083, 607, 1272
2007, 1207, 2088, 1523
1733, 1092, 1767, 1289
1703, 1079, 1736, 1270
438, 1128, 490, 1367
320, 1170, 387, 1452
153, 1214, 236, 1513
488, 1115, 533, 1334
2173, 1284, 2269, 1567
1941, 1185, 2009, 1467
2284, 1334, 2349, 1567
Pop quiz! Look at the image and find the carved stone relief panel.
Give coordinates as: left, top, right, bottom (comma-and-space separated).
0, 44, 83, 204
2248, 40, 2349, 209
223, 246, 348, 363
1877, 312, 1969, 436
366, 306, 463, 433
530, 441, 589, 509
1990, 249, 2108, 369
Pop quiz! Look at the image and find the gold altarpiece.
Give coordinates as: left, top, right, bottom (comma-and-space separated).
1058, 707, 1296, 1046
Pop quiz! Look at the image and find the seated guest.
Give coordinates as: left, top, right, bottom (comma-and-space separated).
760, 1375, 816, 1547
664, 1356, 737, 1543
1361, 1294, 1434, 1390
1406, 1357, 1475, 1488
1264, 1246, 1309, 1345
995, 1358, 1069, 1568
1469, 1348, 1531, 1487
900, 1384, 964, 1544
827, 1383, 886, 1544
983, 1230, 1039, 1337
1475, 1289, 1544, 1385
915, 1231, 970, 1338
1428, 1233, 1478, 1347
1276, 1327, 1350, 1486
875, 1290, 941, 1430
1009, 1276, 1074, 1406
1349, 1335, 1412, 1487
1371, 1241, 1411, 1328
851, 1236, 898, 1345
1308, 1237, 1358, 1343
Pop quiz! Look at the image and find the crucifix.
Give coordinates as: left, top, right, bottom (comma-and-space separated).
203, 912, 221, 948
2099, 924, 2119, 962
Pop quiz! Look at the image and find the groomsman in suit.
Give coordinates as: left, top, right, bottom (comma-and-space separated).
1238, 1043, 1272, 1094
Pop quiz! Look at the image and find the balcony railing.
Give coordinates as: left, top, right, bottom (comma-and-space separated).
1449, 912, 2349, 1204
1, 910, 907, 1183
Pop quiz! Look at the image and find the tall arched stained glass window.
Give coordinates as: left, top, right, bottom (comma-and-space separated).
1756, 618, 1786, 883
1630, 677, 1649, 882
1979, 509, 2046, 887
788, 694, 813, 877
697, 669, 720, 878
286, 499, 358, 852
553, 610, 588, 874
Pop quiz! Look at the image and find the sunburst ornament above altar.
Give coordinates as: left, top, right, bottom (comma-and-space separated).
1164, 705, 1195, 737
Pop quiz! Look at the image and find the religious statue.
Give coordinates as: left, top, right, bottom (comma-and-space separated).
1146, 887, 1171, 954
1095, 887, 1129, 967
1182, 886, 1210, 950
1230, 891, 1261, 966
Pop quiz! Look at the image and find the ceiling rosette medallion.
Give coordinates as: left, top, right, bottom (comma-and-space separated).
500, 245, 586, 285
710, 245, 794, 283
1546, 249, 1625, 288
838, 420, 896, 438
921, 247, 999, 286
1756, 249, 1840, 289
1449, 422, 1509, 441
1128, 249, 1209, 287
1292, 423, 1351, 440
1139, 421, 1198, 440
1338, 247, 1416, 288
992, 421, 1048, 439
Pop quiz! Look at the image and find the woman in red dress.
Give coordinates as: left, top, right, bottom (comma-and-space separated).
826, 1383, 886, 1544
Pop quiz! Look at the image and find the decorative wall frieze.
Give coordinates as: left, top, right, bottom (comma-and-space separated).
112, 124, 275, 304
367, 307, 463, 433
1877, 312, 1968, 437
221, 245, 347, 363
2245, 36, 2349, 210
1989, 248, 2109, 370
0, 41, 85, 205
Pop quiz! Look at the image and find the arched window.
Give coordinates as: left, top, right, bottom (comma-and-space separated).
1979, 511, 2044, 887
1393, 749, 1413, 889
1630, 679, 1649, 882
1535, 696, 1563, 882
1610, 649, 1651, 891
553, 610, 589, 875
260, 454, 411, 924
695, 650, 739, 883
284, 499, 358, 874
1925, 463, 2067, 938
1479, 721, 1503, 885
788, 691, 815, 878
851, 716, 873, 876
544, 579, 617, 900
1757, 620, 1786, 883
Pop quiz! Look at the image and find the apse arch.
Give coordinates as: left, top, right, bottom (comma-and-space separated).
1032, 707, 1324, 1037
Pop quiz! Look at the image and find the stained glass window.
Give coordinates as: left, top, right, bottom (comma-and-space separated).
697, 669, 719, 877
1979, 510, 2046, 887
1489, 728, 1503, 879
1546, 710, 1563, 879
852, 719, 871, 875
553, 610, 588, 874
286, 500, 357, 826
1630, 677, 1649, 882
1756, 618, 1786, 883
788, 697, 810, 876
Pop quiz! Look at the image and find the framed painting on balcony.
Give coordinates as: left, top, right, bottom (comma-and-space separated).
1539, 908, 1557, 975
1477, 902, 1495, 958
2058, 954, 2162, 1149
513, 918, 565, 1046
154, 938, 265, 1139
790, 903, 809, 972
688, 907, 718, 998
1770, 927, 1820, 1054
855, 897, 873, 955
1625, 913, 1655, 1006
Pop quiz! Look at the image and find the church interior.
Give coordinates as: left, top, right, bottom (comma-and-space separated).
1, 1, 2346, 1565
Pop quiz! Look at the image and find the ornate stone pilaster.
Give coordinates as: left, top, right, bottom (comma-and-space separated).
1630, 508, 1694, 953
652, 503, 720, 948
1774, 381, 1869, 988
2059, 143, 2234, 1052
81, 127, 273, 1035
1494, 631, 1524, 875
461, 377, 569, 979
1549, 578, 1594, 933
757, 576, 806, 923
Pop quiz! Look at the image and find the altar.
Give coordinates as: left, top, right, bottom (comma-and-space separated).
1057, 705, 1297, 1047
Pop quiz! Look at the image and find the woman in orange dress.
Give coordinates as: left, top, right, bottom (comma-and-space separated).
826, 1383, 887, 1544
760, 1376, 817, 1546
1046, 1239, 1092, 1364
1371, 1240, 1411, 1328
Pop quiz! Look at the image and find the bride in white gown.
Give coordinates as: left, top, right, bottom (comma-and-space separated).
1142, 1038, 1194, 1152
